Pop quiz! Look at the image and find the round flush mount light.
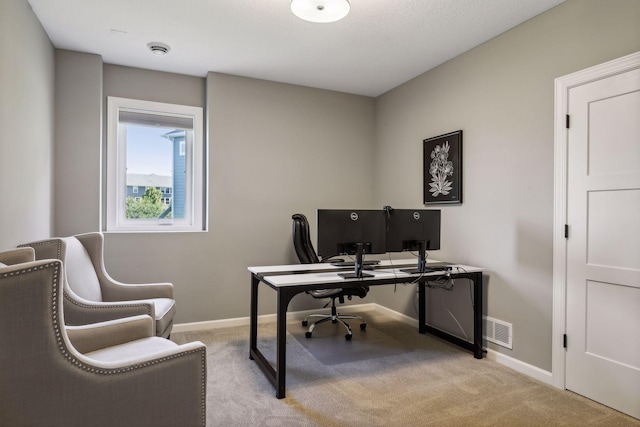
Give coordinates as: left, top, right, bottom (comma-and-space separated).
147, 42, 171, 56
290, 0, 350, 23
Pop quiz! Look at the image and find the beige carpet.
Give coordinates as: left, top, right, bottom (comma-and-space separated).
172, 311, 640, 427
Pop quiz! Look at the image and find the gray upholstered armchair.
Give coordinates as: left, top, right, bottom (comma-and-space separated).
0, 251, 206, 426
20, 232, 175, 338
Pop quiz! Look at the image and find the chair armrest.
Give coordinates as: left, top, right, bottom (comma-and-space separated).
63, 294, 157, 333
66, 315, 154, 354
0, 247, 35, 265
101, 281, 174, 301
320, 256, 345, 263
308, 288, 345, 298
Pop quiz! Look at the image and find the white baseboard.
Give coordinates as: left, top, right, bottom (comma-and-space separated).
485, 348, 553, 385
172, 316, 256, 333
171, 303, 378, 333
173, 303, 553, 386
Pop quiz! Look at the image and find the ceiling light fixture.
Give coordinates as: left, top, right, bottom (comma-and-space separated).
147, 42, 171, 56
290, 0, 350, 23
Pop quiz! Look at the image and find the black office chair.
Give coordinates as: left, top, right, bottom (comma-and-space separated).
291, 213, 367, 340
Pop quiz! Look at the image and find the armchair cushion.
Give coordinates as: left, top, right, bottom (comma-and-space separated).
86, 337, 182, 364
66, 315, 155, 354
138, 297, 175, 337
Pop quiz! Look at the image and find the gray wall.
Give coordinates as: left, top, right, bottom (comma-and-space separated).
54, 50, 103, 236
0, 0, 55, 248
372, 0, 640, 371
95, 70, 376, 322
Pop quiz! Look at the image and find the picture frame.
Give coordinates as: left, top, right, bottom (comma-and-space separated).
423, 130, 463, 205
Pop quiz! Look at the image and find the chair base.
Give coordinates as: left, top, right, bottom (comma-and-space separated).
302, 306, 367, 340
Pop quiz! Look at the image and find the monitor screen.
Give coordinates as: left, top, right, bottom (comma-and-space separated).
317, 209, 387, 258
386, 209, 441, 252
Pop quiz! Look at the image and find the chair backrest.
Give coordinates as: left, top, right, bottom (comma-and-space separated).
1, 259, 65, 350
292, 214, 320, 264
0, 259, 70, 420
62, 237, 103, 301
19, 236, 104, 302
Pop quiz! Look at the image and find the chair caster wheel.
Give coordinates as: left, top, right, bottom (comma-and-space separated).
360, 323, 367, 330
302, 320, 308, 327
345, 334, 352, 341
305, 332, 312, 338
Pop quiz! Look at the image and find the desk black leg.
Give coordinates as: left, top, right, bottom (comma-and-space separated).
418, 280, 426, 334
249, 274, 259, 360
275, 291, 287, 399
275, 288, 296, 399
249, 276, 297, 398
417, 273, 484, 359
472, 272, 483, 359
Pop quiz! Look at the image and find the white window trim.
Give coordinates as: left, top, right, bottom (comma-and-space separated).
106, 96, 206, 232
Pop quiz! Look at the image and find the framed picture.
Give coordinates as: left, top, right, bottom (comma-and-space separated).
423, 130, 463, 205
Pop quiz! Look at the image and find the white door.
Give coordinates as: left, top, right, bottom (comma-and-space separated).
565, 64, 640, 419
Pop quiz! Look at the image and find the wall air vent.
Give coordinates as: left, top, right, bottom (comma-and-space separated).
483, 316, 513, 349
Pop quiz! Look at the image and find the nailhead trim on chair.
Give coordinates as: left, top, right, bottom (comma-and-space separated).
0, 263, 54, 278
3, 262, 207, 426
19, 238, 63, 258
63, 291, 154, 316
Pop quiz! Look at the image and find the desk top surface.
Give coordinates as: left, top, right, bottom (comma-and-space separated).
248, 259, 483, 287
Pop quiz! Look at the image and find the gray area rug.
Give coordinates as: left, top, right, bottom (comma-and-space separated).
172, 310, 640, 427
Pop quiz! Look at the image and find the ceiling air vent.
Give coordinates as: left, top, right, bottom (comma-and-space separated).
147, 42, 170, 56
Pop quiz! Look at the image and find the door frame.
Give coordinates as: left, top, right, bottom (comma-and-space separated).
552, 51, 640, 389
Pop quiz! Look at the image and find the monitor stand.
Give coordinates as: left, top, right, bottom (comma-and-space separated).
400, 241, 428, 274
339, 243, 374, 279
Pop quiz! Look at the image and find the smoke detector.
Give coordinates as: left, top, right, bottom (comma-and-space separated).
147, 42, 171, 56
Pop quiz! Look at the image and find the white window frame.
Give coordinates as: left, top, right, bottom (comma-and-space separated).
106, 96, 206, 232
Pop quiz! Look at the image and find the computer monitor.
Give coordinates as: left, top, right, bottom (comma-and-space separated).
317, 209, 387, 279
385, 209, 441, 273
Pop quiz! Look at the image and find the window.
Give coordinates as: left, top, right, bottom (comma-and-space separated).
106, 97, 206, 232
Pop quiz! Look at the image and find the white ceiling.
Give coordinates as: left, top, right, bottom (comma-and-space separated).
28, 0, 565, 97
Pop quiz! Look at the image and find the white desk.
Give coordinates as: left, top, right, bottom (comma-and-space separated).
249, 259, 484, 398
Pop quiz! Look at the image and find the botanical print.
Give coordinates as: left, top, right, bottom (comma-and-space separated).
423, 130, 462, 205
428, 141, 454, 197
